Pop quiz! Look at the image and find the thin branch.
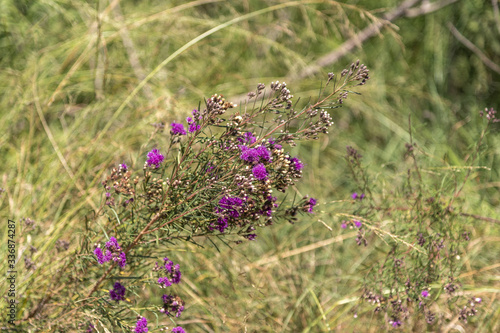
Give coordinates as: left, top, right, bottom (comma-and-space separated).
447, 22, 500, 75
493, 0, 500, 34
296, 0, 422, 79
405, 0, 458, 18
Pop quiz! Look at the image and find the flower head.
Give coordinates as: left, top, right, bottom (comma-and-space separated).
94, 237, 126, 267
252, 163, 268, 180
172, 327, 186, 333
307, 197, 317, 213
109, 282, 126, 302
171, 122, 187, 135
155, 257, 182, 288
146, 149, 164, 168
354, 220, 362, 228
290, 157, 304, 171
134, 317, 148, 333
160, 294, 185, 318
120, 163, 128, 170
421, 290, 429, 298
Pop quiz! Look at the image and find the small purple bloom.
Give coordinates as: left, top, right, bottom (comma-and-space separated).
239, 132, 256, 145
120, 163, 128, 170
421, 290, 429, 298
86, 323, 95, 332
157, 257, 182, 288
105, 192, 111, 198
245, 234, 257, 241
189, 122, 201, 133
109, 282, 126, 302
171, 122, 187, 135
172, 327, 185, 333
308, 197, 317, 213
217, 196, 244, 218
360, 193, 365, 200
341, 222, 347, 229
252, 163, 268, 180
134, 317, 148, 333
351, 192, 358, 199
290, 157, 304, 171
475, 297, 482, 303
146, 149, 165, 168
161, 294, 185, 318
186, 116, 193, 123
391, 320, 401, 328
94, 247, 106, 264
354, 220, 362, 228
94, 237, 126, 267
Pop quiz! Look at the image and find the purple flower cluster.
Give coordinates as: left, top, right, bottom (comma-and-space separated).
109, 282, 126, 302
172, 327, 185, 333
155, 257, 182, 288
94, 237, 127, 268
217, 196, 244, 218
238, 132, 256, 145
252, 163, 268, 180
160, 294, 185, 318
351, 192, 365, 200
290, 157, 304, 171
171, 122, 187, 135
307, 198, 317, 213
186, 116, 200, 133
134, 317, 148, 333
239, 145, 271, 163
146, 149, 164, 168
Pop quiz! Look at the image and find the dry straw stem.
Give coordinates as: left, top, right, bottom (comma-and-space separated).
447, 22, 500, 75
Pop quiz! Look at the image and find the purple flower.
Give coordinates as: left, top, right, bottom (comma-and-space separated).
354, 220, 362, 228
475, 297, 482, 303
239, 145, 271, 163
209, 217, 229, 233
290, 157, 304, 171
86, 323, 95, 332
360, 193, 365, 200
160, 294, 185, 318
146, 149, 164, 168
391, 320, 401, 328
245, 234, 257, 241
94, 237, 126, 267
156, 257, 182, 288
421, 290, 429, 298
172, 327, 185, 333
134, 317, 148, 333
109, 282, 126, 302
351, 192, 358, 199
217, 196, 244, 218
171, 122, 187, 135
252, 163, 268, 180
188, 122, 201, 133
120, 163, 128, 170
307, 197, 317, 213
239, 132, 256, 145
341, 222, 347, 229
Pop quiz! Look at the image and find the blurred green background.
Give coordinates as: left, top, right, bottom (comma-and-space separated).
1, 0, 499, 331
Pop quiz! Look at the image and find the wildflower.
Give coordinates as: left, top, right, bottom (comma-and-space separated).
351, 192, 365, 200
86, 323, 95, 332
245, 234, 257, 240
120, 163, 128, 170
146, 149, 165, 168
172, 327, 185, 333
252, 163, 268, 180
354, 220, 362, 228
109, 282, 126, 302
341, 222, 347, 229
421, 290, 429, 298
290, 157, 304, 171
134, 317, 148, 333
240, 145, 271, 163
217, 196, 244, 218
188, 122, 200, 133
94, 237, 126, 268
209, 217, 229, 233
391, 320, 401, 328
307, 197, 317, 213
475, 297, 482, 303
239, 132, 256, 145
171, 122, 187, 135
351, 192, 358, 199
160, 294, 185, 318
154, 257, 182, 288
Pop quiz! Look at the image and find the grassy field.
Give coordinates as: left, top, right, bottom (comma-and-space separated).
1, 0, 499, 332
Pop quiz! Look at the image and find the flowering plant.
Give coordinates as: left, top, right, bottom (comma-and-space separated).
75, 62, 370, 331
